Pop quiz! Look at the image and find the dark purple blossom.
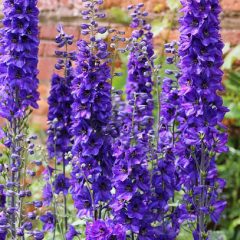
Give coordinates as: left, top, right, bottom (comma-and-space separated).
0, 0, 39, 120
86, 220, 110, 240
66, 225, 80, 240
42, 183, 53, 206
86, 220, 126, 240
40, 212, 55, 232
71, 0, 114, 219
92, 176, 112, 202
53, 173, 70, 195
112, 5, 154, 237
31, 231, 44, 240
0, 0, 41, 238
47, 24, 75, 163
178, 0, 228, 238
0, 185, 6, 208
0, 213, 7, 240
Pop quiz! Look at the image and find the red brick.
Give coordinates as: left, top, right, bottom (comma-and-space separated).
39, 42, 45, 57
222, 29, 240, 45
38, 0, 59, 11
38, 57, 56, 82
42, 41, 57, 57
221, 0, 240, 12
153, 29, 240, 46
65, 26, 81, 40
39, 24, 57, 40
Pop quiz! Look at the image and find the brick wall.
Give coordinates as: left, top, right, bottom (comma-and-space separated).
0, 0, 240, 129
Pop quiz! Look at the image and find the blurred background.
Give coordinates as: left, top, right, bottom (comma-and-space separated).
0, 0, 240, 239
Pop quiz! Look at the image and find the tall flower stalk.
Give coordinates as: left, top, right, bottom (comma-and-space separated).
149, 41, 181, 239
43, 24, 75, 238
111, 4, 156, 239
178, 0, 228, 238
70, 0, 116, 233
0, 0, 41, 239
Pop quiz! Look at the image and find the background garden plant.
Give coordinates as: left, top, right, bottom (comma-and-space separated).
0, 0, 238, 239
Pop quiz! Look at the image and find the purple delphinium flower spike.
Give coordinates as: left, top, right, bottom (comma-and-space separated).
71, 0, 114, 220
47, 23, 75, 163
111, 4, 155, 238
178, 0, 228, 238
0, 0, 39, 120
149, 42, 181, 239
0, 0, 42, 238
43, 24, 75, 235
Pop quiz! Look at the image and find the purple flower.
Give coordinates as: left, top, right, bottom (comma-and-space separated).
0, 185, 6, 208
106, 220, 126, 240
210, 201, 227, 223
40, 212, 55, 232
82, 133, 103, 156
72, 186, 93, 217
178, 0, 228, 237
53, 174, 70, 195
86, 220, 110, 240
0, 213, 7, 240
42, 183, 53, 206
47, 25, 75, 163
71, 0, 114, 219
0, 0, 39, 120
32, 231, 44, 240
92, 176, 112, 202
66, 225, 80, 240
86, 220, 126, 240
112, 5, 154, 236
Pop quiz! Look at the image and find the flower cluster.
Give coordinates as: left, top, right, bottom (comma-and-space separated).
178, 0, 228, 238
0, 0, 39, 120
149, 42, 181, 239
0, 0, 43, 239
111, 4, 155, 238
70, 0, 114, 221
42, 24, 76, 237
86, 220, 126, 240
0, 0, 229, 239
47, 24, 75, 162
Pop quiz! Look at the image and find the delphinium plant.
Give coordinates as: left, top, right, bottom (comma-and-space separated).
0, 0, 229, 239
111, 4, 156, 239
41, 24, 76, 239
111, 5, 181, 240
0, 0, 44, 239
177, 0, 228, 239
70, 0, 126, 239
149, 41, 182, 239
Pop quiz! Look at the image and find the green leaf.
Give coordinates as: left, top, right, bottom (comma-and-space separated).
107, 7, 131, 25
222, 45, 240, 70
209, 231, 227, 240
230, 217, 240, 228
